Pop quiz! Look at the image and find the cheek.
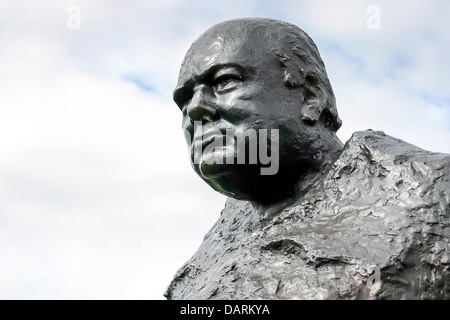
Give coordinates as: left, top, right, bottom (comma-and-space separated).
220, 96, 260, 126
183, 128, 192, 148
220, 81, 264, 109
182, 117, 194, 142
277, 118, 310, 148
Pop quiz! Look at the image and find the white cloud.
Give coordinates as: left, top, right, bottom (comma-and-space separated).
0, 0, 449, 299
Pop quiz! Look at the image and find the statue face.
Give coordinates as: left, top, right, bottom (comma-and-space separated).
173, 26, 318, 200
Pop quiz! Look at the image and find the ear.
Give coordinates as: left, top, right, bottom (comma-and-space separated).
301, 73, 326, 125
283, 69, 305, 89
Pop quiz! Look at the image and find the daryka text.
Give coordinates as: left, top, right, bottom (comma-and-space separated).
180, 304, 270, 317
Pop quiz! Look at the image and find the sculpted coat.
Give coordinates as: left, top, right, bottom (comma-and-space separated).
165, 130, 450, 299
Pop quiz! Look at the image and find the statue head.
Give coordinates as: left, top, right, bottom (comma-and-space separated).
173, 18, 343, 209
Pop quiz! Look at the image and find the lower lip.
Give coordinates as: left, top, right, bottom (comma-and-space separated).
199, 146, 234, 161
193, 134, 225, 147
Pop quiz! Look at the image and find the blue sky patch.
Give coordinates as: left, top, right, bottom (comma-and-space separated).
121, 74, 154, 92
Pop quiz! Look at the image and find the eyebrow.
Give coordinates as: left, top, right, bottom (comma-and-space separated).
173, 63, 246, 108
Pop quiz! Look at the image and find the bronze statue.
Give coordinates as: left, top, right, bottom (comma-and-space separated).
166, 18, 450, 299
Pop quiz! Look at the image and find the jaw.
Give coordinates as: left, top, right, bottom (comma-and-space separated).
194, 161, 300, 203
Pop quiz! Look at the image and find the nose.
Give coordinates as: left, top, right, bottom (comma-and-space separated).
186, 85, 219, 122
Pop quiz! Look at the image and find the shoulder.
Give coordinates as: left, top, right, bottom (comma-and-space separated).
340, 130, 450, 209
338, 128, 449, 232
344, 129, 450, 173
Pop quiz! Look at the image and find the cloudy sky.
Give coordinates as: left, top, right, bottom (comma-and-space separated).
0, 0, 449, 299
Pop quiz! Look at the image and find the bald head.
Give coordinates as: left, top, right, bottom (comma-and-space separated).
177, 18, 341, 131
174, 18, 344, 205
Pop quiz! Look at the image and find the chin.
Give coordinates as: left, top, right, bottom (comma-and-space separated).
198, 162, 229, 179
195, 149, 233, 177
197, 162, 267, 200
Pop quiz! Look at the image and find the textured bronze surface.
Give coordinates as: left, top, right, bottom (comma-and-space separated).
167, 18, 450, 300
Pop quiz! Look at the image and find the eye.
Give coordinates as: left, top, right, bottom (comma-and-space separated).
214, 75, 242, 93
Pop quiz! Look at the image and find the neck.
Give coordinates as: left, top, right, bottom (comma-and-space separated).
250, 135, 344, 220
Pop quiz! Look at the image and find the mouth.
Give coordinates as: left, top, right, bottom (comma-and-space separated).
194, 128, 230, 148
203, 132, 225, 147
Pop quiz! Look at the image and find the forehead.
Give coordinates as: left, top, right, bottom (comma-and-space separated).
176, 26, 276, 87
